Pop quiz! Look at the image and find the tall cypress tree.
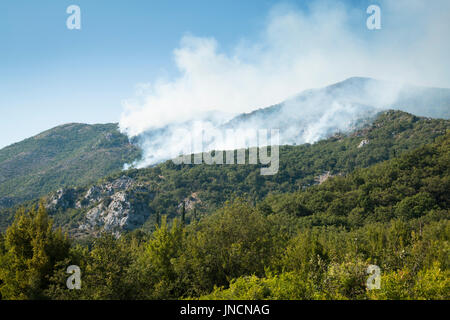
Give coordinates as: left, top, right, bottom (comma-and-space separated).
181, 201, 186, 226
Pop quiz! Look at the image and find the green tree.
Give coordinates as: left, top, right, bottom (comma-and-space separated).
175, 200, 280, 296
132, 216, 185, 299
0, 203, 70, 299
81, 234, 137, 300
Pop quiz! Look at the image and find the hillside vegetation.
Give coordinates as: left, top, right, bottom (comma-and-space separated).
65, 111, 450, 234
1, 110, 447, 236
0, 123, 141, 207
0, 128, 448, 300
140, 110, 448, 218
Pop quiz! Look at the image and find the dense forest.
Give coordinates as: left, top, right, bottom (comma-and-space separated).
0, 130, 448, 300
1, 110, 447, 236
131, 110, 449, 223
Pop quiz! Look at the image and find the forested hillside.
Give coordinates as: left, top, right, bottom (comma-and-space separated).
0, 129, 448, 300
17, 110, 447, 237
202, 131, 449, 299
0, 123, 141, 208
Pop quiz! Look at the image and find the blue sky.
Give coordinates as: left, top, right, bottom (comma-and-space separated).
1, 0, 448, 148
0, 0, 280, 148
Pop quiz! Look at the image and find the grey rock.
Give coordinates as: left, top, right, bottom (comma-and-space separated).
78, 186, 151, 235
358, 139, 370, 148
46, 188, 76, 211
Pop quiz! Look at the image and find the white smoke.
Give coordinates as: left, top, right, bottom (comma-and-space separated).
119, 0, 450, 168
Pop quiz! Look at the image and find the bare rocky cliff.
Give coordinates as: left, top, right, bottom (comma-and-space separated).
46, 175, 153, 237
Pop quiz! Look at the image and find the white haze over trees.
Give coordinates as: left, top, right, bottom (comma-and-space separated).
119, 0, 450, 168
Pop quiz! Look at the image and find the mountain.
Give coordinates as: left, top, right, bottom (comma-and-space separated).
130, 77, 450, 167
2, 78, 446, 200
1, 77, 449, 230
32, 110, 449, 237
0, 123, 141, 208
223, 77, 450, 137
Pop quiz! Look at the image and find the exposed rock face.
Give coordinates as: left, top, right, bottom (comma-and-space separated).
79, 190, 149, 235
358, 139, 370, 148
46, 188, 76, 211
46, 175, 153, 237
314, 171, 343, 185
104, 175, 134, 194
315, 171, 333, 185
75, 176, 134, 208
178, 192, 202, 212
76, 186, 102, 208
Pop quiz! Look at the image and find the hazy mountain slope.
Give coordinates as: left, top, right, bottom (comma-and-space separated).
31, 110, 449, 237
130, 77, 450, 167
1, 77, 449, 230
224, 78, 450, 133
0, 123, 141, 207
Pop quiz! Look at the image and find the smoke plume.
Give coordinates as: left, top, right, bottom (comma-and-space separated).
119, 0, 450, 168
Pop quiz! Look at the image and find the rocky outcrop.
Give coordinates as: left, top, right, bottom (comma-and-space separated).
46, 188, 77, 211
75, 176, 134, 208
79, 190, 150, 236
76, 176, 152, 236
315, 171, 333, 185
178, 192, 202, 212
358, 139, 370, 148
46, 175, 153, 237
314, 171, 343, 185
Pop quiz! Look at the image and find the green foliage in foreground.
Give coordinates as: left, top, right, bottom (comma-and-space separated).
201, 261, 449, 300
0, 131, 448, 300
0, 203, 71, 299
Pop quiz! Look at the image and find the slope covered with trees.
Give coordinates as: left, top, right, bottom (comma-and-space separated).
0, 130, 448, 300
0, 123, 141, 208
1, 110, 447, 235
138, 110, 448, 220
27, 110, 446, 236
